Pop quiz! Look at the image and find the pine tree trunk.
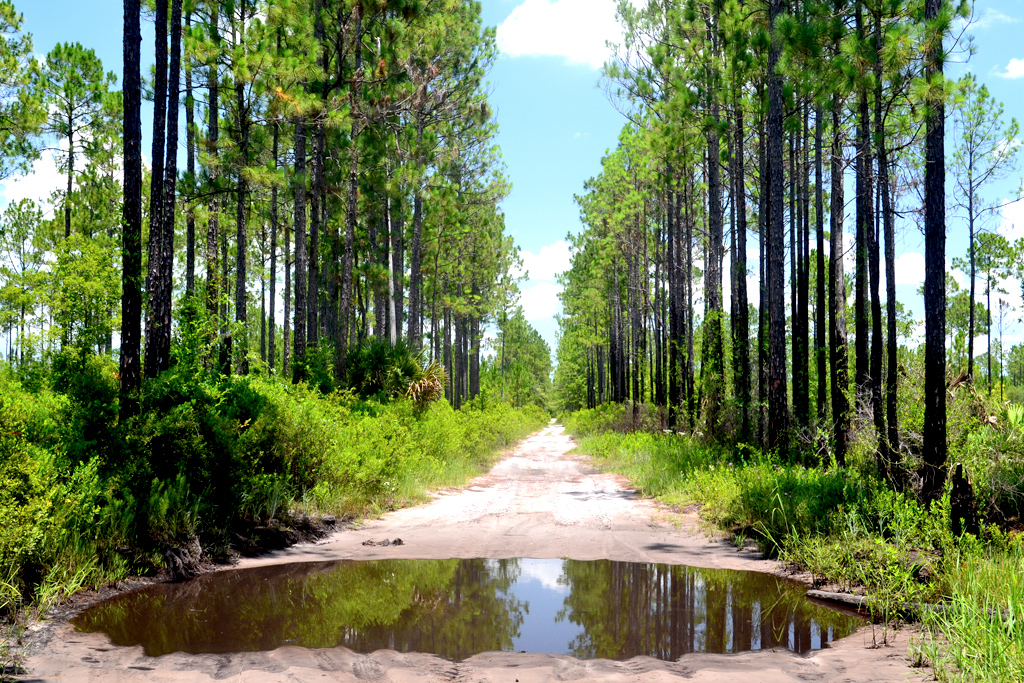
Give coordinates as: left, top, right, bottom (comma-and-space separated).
470, 308, 480, 399
829, 98, 850, 467
814, 106, 827, 426
758, 107, 768, 446
921, 0, 947, 504
408, 118, 425, 349
185, 11, 196, 300
308, 121, 323, 349
120, 0, 143, 417
64, 127, 73, 239
443, 307, 453, 403
144, 0, 168, 378
205, 21, 219, 323
339, 8, 363, 377
703, 90, 725, 434
269, 119, 278, 373
734, 103, 751, 442
234, 2, 249, 376
390, 194, 403, 343
797, 105, 811, 429
292, 119, 308, 383
874, 12, 901, 484
685, 174, 696, 428
283, 215, 290, 376
854, 1, 871, 408
667, 172, 681, 429
767, 0, 789, 451
155, 0, 181, 375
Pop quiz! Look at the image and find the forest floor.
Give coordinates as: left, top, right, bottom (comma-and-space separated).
14, 423, 927, 682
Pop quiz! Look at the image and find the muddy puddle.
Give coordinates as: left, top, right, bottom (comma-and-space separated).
73, 558, 864, 661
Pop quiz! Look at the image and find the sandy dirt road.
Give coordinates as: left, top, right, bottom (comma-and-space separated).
19, 423, 927, 683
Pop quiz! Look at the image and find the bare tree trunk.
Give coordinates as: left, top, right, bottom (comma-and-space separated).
205, 14, 219, 324
702, 85, 725, 434
339, 7, 363, 377
767, 0, 789, 452
283, 212, 290, 376
185, 10, 196, 299
292, 119, 308, 383
307, 120, 322, 349
734, 102, 751, 442
120, 0, 143, 417
154, 0, 182, 375
874, 11, 902, 485
144, 0, 168, 378
830, 97, 850, 467
234, 2, 249, 376
814, 105, 827, 426
269, 119, 278, 373
921, 0, 947, 504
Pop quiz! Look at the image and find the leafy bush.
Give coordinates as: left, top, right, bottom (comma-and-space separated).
0, 350, 548, 616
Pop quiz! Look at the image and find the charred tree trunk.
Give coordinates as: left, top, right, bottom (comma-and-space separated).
144, 0, 168, 378
767, 0, 789, 452
120, 0, 144, 416
921, 0, 947, 504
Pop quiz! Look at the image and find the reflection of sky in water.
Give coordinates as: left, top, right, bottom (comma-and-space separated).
500, 558, 582, 655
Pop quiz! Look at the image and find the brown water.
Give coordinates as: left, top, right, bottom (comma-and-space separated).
73, 558, 864, 661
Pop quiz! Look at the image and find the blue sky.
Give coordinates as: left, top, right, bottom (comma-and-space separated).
3, 0, 1023, 356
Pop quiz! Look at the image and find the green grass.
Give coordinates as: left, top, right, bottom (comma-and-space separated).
564, 406, 1024, 682
919, 540, 1024, 681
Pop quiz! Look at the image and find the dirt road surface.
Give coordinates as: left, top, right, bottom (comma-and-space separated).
18, 423, 927, 683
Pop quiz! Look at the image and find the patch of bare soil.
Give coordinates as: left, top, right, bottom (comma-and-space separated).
15, 423, 929, 683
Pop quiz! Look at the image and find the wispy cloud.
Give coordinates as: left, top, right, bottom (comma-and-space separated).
973, 8, 1020, 29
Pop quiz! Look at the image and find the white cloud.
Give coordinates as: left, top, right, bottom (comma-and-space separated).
496, 0, 626, 69
519, 281, 563, 322
518, 559, 569, 593
0, 150, 63, 214
999, 57, 1024, 79
518, 239, 572, 282
997, 198, 1024, 242
894, 251, 926, 287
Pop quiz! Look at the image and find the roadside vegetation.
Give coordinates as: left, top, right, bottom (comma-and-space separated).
564, 397, 1024, 682
0, 0, 558, 670
0, 357, 546, 617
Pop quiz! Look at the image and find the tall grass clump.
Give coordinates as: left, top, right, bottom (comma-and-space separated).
920, 538, 1024, 681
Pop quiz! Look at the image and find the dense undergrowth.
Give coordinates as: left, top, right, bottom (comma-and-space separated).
0, 356, 547, 623
563, 403, 1024, 682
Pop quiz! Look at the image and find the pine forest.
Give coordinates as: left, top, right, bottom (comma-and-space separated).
2, 0, 1024, 679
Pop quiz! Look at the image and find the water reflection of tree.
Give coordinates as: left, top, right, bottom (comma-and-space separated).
555, 561, 863, 659
74, 559, 526, 659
